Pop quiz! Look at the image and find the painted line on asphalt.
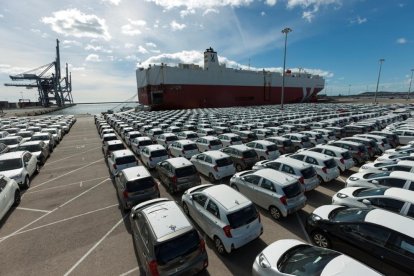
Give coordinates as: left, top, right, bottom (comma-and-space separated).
296, 213, 311, 244
16, 207, 51, 213
2, 204, 118, 239
338, 176, 346, 184
40, 162, 100, 173
59, 178, 110, 208
0, 178, 109, 244
57, 142, 101, 150
64, 215, 127, 276
119, 267, 139, 276
30, 158, 104, 190
24, 177, 108, 195
62, 137, 97, 143
45, 146, 101, 165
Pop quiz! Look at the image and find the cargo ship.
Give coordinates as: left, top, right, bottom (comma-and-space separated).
136, 47, 325, 110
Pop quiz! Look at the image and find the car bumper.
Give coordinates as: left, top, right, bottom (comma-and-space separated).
223, 225, 263, 253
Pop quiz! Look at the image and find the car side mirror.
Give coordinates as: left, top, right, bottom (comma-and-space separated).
361, 199, 372, 205
130, 212, 136, 219
381, 168, 388, 171
371, 180, 379, 185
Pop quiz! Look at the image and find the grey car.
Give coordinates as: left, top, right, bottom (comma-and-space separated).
220, 144, 259, 172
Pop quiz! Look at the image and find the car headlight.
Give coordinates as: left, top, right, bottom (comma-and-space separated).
12, 173, 23, 179
360, 165, 367, 169
349, 177, 359, 181
310, 214, 322, 221
258, 253, 271, 269
336, 193, 348, 199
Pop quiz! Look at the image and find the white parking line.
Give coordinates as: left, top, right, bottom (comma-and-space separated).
40, 162, 99, 173
64, 215, 127, 276
30, 158, 104, 190
296, 213, 311, 244
59, 178, 110, 208
119, 267, 139, 276
16, 207, 51, 213
45, 146, 101, 165
24, 177, 108, 195
57, 142, 101, 150
338, 176, 346, 184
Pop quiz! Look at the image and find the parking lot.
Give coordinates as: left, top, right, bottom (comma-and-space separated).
0, 108, 412, 276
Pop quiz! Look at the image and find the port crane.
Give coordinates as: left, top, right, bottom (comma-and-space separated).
4, 39, 73, 107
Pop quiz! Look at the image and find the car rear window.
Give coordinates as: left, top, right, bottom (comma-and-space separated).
330, 207, 369, 222
155, 230, 200, 266
139, 140, 153, 146
267, 145, 278, 152
368, 141, 376, 147
324, 159, 337, 169
183, 144, 198, 151
353, 187, 387, 197
18, 132, 32, 138
227, 204, 258, 229
341, 151, 352, 159
109, 144, 126, 151
358, 145, 367, 152
129, 133, 141, 139
282, 182, 302, 198
0, 139, 19, 145
18, 145, 41, 152
166, 136, 178, 141
116, 155, 136, 165
300, 167, 316, 178
283, 140, 293, 147
0, 158, 23, 170
301, 136, 310, 142
151, 150, 168, 157
187, 133, 198, 139
175, 165, 197, 177
126, 177, 155, 192
231, 137, 242, 142
247, 133, 257, 139
210, 139, 222, 146
315, 134, 323, 139
243, 150, 257, 158
215, 157, 233, 167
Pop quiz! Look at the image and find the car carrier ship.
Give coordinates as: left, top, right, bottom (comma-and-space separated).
136, 47, 325, 110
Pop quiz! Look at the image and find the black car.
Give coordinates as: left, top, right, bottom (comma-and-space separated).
305, 205, 414, 275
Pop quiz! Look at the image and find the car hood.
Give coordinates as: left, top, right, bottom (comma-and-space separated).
322, 255, 381, 276
1, 168, 24, 178
261, 239, 305, 267
31, 151, 41, 157
334, 187, 362, 198
312, 205, 343, 220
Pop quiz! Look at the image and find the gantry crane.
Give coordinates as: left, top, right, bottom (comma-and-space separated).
4, 39, 73, 107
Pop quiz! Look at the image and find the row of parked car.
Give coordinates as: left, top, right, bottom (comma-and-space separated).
96, 104, 414, 276
0, 115, 76, 221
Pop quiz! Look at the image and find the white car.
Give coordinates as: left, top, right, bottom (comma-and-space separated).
168, 139, 199, 159
195, 136, 223, 152
190, 151, 235, 182
305, 144, 355, 172
245, 140, 280, 161
130, 136, 153, 155
359, 160, 414, 174
346, 171, 414, 190
0, 151, 39, 189
375, 152, 414, 163
252, 239, 381, 276
355, 134, 391, 153
107, 149, 137, 176
177, 131, 199, 141
300, 131, 327, 144
181, 184, 263, 254
217, 133, 243, 147
140, 144, 169, 169
0, 175, 21, 221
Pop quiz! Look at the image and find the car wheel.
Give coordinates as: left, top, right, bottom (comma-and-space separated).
295, 146, 300, 151
269, 206, 281, 220
208, 173, 216, 183
259, 156, 266, 161
353, 158, 359, 166
13, 190, 21, 206
312, 231, 331, 248
35, 163, 40, 174
230, 184, 239, 191
317, 175, 324, 184
235, 164, 243, 172
168, 183, 175, 194
23, 176, 30, 189
214, 237, 226, 255
182, 203, 190, 217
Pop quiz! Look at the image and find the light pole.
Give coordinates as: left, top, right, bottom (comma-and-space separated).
374, 58, 385, 104
407, 69, 414, 100
281, 27, 292, 110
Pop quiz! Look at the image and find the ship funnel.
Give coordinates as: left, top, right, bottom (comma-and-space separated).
204, 47, 219, 70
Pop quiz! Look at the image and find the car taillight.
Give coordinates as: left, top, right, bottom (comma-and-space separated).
199, 239, 206, 253
381, 143, 384, 147
340, 158, 344, 164
322, 167, 327, 174
280, 196, 287, 205
148, 260, 159, 276
123, 190, 128, 198
208, 145, 211, 149
265, 150, 269, 155
213, 165, 218, 172
149, 156, 152, 161
230, 141, 233, 145
223, 225, 232, 238
358, 151, 363, 156
113, 164, 117, 169
172, 176, 177, 183
281, 146, 286, 152
299, 176, 304, 184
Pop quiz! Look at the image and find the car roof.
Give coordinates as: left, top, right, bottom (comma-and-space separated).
160, 133, 176, 137
253, 169, 297, 185
316, 144, 347, 153
334, 140, 362, 146
20, 141, 43, 146
229, 144, 252, 151
122, 166, 151, 181
142, 200, 192, 240
221, 133, 238, 137
177, 139, 195, 145
202, 150, 229, 159
167, 157, 193, 168
396, 160, 414, 167
389, 171, 414, 181
106, 140, 123, 145
365, 208, 414, 237
135, 136, 151, 141
200, 135, 219, 140
112, 149, 134, 157
203, 184, 251, 211
278, 157, 311, 168
383, 188, 414, 203
144, 144, 165, 150
300, 150, 333, 160
0, 151, 26, 160
251, 140, 274, 145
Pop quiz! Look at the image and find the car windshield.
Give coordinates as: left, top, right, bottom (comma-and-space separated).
315, 134, 323, 139
108, 144, 126, 151
155, 230, 200, 266
116, 155, 136, 165
0, 139, 19, 145
139, 140, 153, 146
18, 133, 32, 138
243, 150, 257, 158
166, 136, 178, 141
227, 204, 258, 229
247, 133, 257, 139
187, 133, 198, 139
329, 207, 370, 222
18, 145, 41, 152
0, 158, 23, 170
324, 159, 337, 169
151, 150, 167, 157
353, 187, 387, 197
358, 146, 367, 152
301, 167, 316, 178
301, 137, 310, 142
216, 158, 233, 167
129, 133, 141, 139
183, 144, 198, 151
363, 172, 390, 179
267, 145, 278, 152
283, 140, 293, 147
126, 177, 155, 192
341, 151, 352, 159
32, 135, 49, 141
278, 244, 340, 276
231, 137, 242, 142
175, 165, 197, 177
283, 182, 302, 198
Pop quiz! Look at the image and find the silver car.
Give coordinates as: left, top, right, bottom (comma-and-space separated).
230, 169, 306, 220
190, 151, 235, 182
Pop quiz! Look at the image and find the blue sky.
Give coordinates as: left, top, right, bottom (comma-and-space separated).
0, 0, 413, 102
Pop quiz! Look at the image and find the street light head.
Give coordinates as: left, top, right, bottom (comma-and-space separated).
282, 27, 292, 34
379, 58, 385, 62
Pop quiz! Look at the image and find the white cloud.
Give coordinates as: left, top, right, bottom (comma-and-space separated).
31, 29, 41, 34
138, 46, 149, 54
350, 16, 367, 24
62, 40, 82, 47
203, 9, 219, 16
145, 42, 157, 48
151, 49, 161, 53
121, 19, 147, 36
85, 54, 101, 62
68, 64, 86, 71
101, 0, 121, 5
42, 9, 111, 40
144, 0, 254, 10
397, 38, 407, 44
286, 0, 341, 22
85, 44, 113, 53
265, 0, 277, 6
124, 43, 135, 48
0, 14, 3, 18
261, 11, 266, 16
170, 20, 186, 31
180, 9, 195, 17
302, 10, 315, 22
0, 64, 31, 75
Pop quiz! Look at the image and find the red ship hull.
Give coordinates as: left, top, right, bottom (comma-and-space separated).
138, 84, 323, 110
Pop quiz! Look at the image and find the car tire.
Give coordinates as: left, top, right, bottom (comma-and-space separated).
214, 236, 226, 255
311, 231, 331, 248
208, 173, 216, 183
182, 203, 190, 217
317, 175, 324, 184
259, 156, 266, 161
23, 176, 30, 189
35, 163, 40, 174
295, 146, 300, 151
235, 164, 243, 172
168, 183, 175, 195
269, 206, 282, 220
13, 190, 21, 206
353, 158, 359, 166
230, 184, 239, 191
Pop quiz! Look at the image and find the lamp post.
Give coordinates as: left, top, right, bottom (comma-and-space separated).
281, 27, 292, 110
407, 69, 414, 100
374, 58, 385, 104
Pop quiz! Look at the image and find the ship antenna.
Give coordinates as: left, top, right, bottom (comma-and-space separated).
248, 58, 250, 70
